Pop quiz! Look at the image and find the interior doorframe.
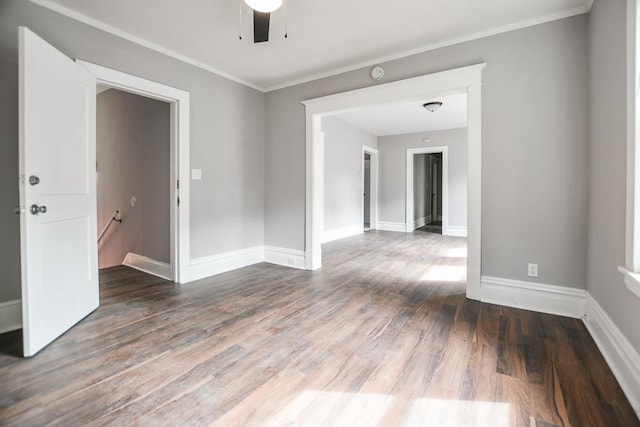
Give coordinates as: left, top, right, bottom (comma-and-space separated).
76, 61, 191, 284
303, 63, 485, 300
362, 145, 379, 231
406, 146, 448, 234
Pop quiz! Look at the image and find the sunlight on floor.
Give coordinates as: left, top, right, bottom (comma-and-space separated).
267, 391, 509, 426
268, 391, 394, 426
407, 398, 510, 427
445, 247, 467, 258
421, 265, 467, 282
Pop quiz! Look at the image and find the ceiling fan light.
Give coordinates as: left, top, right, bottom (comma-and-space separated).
244, 0, 283, 13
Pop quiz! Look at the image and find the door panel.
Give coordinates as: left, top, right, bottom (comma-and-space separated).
19, 27, 98, 357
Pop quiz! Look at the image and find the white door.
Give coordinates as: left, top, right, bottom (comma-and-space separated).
19, 27, 99, 357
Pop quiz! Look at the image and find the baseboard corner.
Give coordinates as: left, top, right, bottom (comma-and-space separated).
0, 299, 22, 334
189, 246, 264, 282
264, 246, 306, 270
377, 221, 407, 233
583, 292, 640, 415
123, 252, 172, 280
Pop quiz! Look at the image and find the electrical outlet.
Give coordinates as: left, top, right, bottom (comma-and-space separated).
191, 169, 202, 180
528, 263, 538, 278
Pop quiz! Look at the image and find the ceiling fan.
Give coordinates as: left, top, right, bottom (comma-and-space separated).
243, 0, 286, 43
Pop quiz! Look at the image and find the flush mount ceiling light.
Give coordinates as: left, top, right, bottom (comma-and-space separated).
244, 0, 283, 13
423, 101, 443, 112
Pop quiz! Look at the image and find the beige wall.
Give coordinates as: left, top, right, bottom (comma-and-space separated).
97, 89, 170, 268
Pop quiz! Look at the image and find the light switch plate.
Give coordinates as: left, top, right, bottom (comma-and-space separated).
191, 169, 202, 180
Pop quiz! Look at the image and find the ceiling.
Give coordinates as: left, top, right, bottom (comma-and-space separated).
30, 0, 591, 91
334, 93, 467, 137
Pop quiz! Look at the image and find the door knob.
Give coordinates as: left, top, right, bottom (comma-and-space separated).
30, 204, 47, 215
28, 175, 40, 185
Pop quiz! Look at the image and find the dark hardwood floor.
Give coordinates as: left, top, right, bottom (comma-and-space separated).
0, 230, 637, 426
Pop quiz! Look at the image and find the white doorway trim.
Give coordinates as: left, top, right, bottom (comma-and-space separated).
362, 145, 379, 231
302, 63, 485, 300
406, 146, 448, 234
76, 61, 191, 284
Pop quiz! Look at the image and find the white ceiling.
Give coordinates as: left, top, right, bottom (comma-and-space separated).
31, 0, 591, 91
333, 93, 467, 137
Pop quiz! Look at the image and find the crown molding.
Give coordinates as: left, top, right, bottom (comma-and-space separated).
264, 4, 591, 91
28, 0, 265, 92
586, 0, 594, 12
29, 0, 591, 93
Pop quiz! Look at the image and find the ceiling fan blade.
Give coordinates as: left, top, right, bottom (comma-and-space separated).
253, 10, 270, 43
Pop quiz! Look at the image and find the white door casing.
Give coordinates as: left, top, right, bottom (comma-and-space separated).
406, 146, 448, 234
76, 60, 191, 284
303, 63, 485, 300
19, 27, 99, 357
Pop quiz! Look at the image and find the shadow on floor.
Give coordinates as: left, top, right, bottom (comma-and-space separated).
416, 221, 442, 235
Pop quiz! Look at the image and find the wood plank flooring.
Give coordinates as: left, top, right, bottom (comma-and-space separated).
0, 230, 637, 426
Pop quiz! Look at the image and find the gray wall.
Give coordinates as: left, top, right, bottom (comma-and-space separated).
322, 117, 377, 232
364, 155, 371, 223
97, 89, 170, 268
0, 58, 19, 302
413, 154, 443, 224
414, 154, 429, 222
588, 1, 640, 355
0, 0, 265, 302
378, 129, 467, 228
265, 15, 589, 289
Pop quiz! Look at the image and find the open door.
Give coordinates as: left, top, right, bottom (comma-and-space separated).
19, 27, 98, 357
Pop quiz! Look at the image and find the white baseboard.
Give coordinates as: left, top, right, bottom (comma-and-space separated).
583, 293, 640, 416
322, 225, 363, 244
378, 221, 407, 232
264, 246, 306, 269
189, 246, 264, 282
446, 225, 468, 237
0, 299, 22, 334
414, 215, 429, 229
123, 253, 172, 280
480, 276, 585, 318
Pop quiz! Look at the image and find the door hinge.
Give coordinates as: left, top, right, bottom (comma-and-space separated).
177, 179, 180, 190
177, 196, 180, 207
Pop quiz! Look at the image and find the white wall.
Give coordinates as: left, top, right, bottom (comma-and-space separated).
378, 128, 467, 228
322, 117, 377, 241
97, 89, 170, 268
